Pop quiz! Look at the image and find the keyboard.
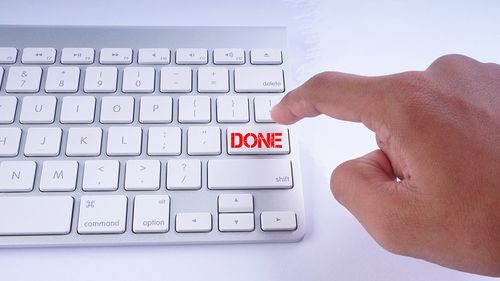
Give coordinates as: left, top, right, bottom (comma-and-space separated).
0, 25, 305, 247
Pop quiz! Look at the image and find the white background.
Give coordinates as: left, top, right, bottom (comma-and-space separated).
0, 1, 499, 280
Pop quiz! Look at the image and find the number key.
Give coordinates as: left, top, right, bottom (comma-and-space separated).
122, 67, 155, 93
5, 67, 42, 93
84, 67, 117, 93
45, 67, 80, 93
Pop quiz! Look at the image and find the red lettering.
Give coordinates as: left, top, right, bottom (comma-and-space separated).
258, 133, 271, 148
274, 132, 282, 148
231, 131, 284, 149
231, 132, 243, 148
243, 133, 257, 148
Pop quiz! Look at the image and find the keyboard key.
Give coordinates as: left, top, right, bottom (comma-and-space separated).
24, 127, 62, 157
122, 67, 155, 93
176, 48, 208, 65
197, 67, 229, 93
226, 126, 289, 155
0, 127, 21, 157
0, 161, 36, 192
234, 67, 284, 93
147, 127, 182, 156
124, 160, 161, 191
261, 211, 297, 231
77, 195, 127, 234
60, 96, 96, 124
187, 126, 221, 156
0, 67, 3, 88
219, 213, 254, 232
0, 47, 17, 63
208, 159, 292, 190
254, 96, 280, 123
107, 127, 142, 156
6, 66, 42, 93
82, 160, 119, 191
166, 159, 201, 190
213, 48, 245, 65
45, 66, 80, 93
216, 96, 249, 123
0, 196, 73, 235
178, 96, 211, 123
99, 48, 132, 64
138, 48, 170, 64
175, 213, 212, 233
84, 66, 118, 93
61, 48, 94, 64
0, 96, 18, 124
21, 47, 56, 64
133, 195, 170, 233
160, 67, 192, 93
218, 194, 253, 213
100, 96, 134, 124
250, 48, 282, 65
139, 96, 172, 123
39, 160, 78, 192
66, 127, 102, 156
19, 96, 57, 124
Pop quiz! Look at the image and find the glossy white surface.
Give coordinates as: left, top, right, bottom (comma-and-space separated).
0, 0, 499, 280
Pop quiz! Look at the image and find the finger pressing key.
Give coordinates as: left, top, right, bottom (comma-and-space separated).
271, 71, 399, 132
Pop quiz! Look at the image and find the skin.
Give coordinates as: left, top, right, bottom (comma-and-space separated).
271, 54, 500, 277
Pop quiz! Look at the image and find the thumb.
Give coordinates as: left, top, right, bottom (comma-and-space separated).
331, 150, 420, 255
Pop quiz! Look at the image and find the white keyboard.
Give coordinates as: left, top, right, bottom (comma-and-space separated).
0, 26, 305, 247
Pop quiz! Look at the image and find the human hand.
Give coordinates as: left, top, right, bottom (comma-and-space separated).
271, 54, 500, 276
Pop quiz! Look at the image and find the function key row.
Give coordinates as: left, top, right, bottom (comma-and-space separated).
0, 47, 283, 65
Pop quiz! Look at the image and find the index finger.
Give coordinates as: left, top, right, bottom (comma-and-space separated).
271, 71, 403, 131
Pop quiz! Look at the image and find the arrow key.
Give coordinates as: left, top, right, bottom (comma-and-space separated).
219, 213, 254, 232
218, 194, 253, 213
261, 211, 297, 231
175, 212, 212, 233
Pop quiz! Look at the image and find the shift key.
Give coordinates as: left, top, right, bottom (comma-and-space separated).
208, 159, 293, 190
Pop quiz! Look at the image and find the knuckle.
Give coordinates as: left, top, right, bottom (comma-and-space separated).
433, 54, 467, 65
308, 71, 335, 87
330, 159, 362, 204
329, 161, 353, 203
428, 54, 478, 71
